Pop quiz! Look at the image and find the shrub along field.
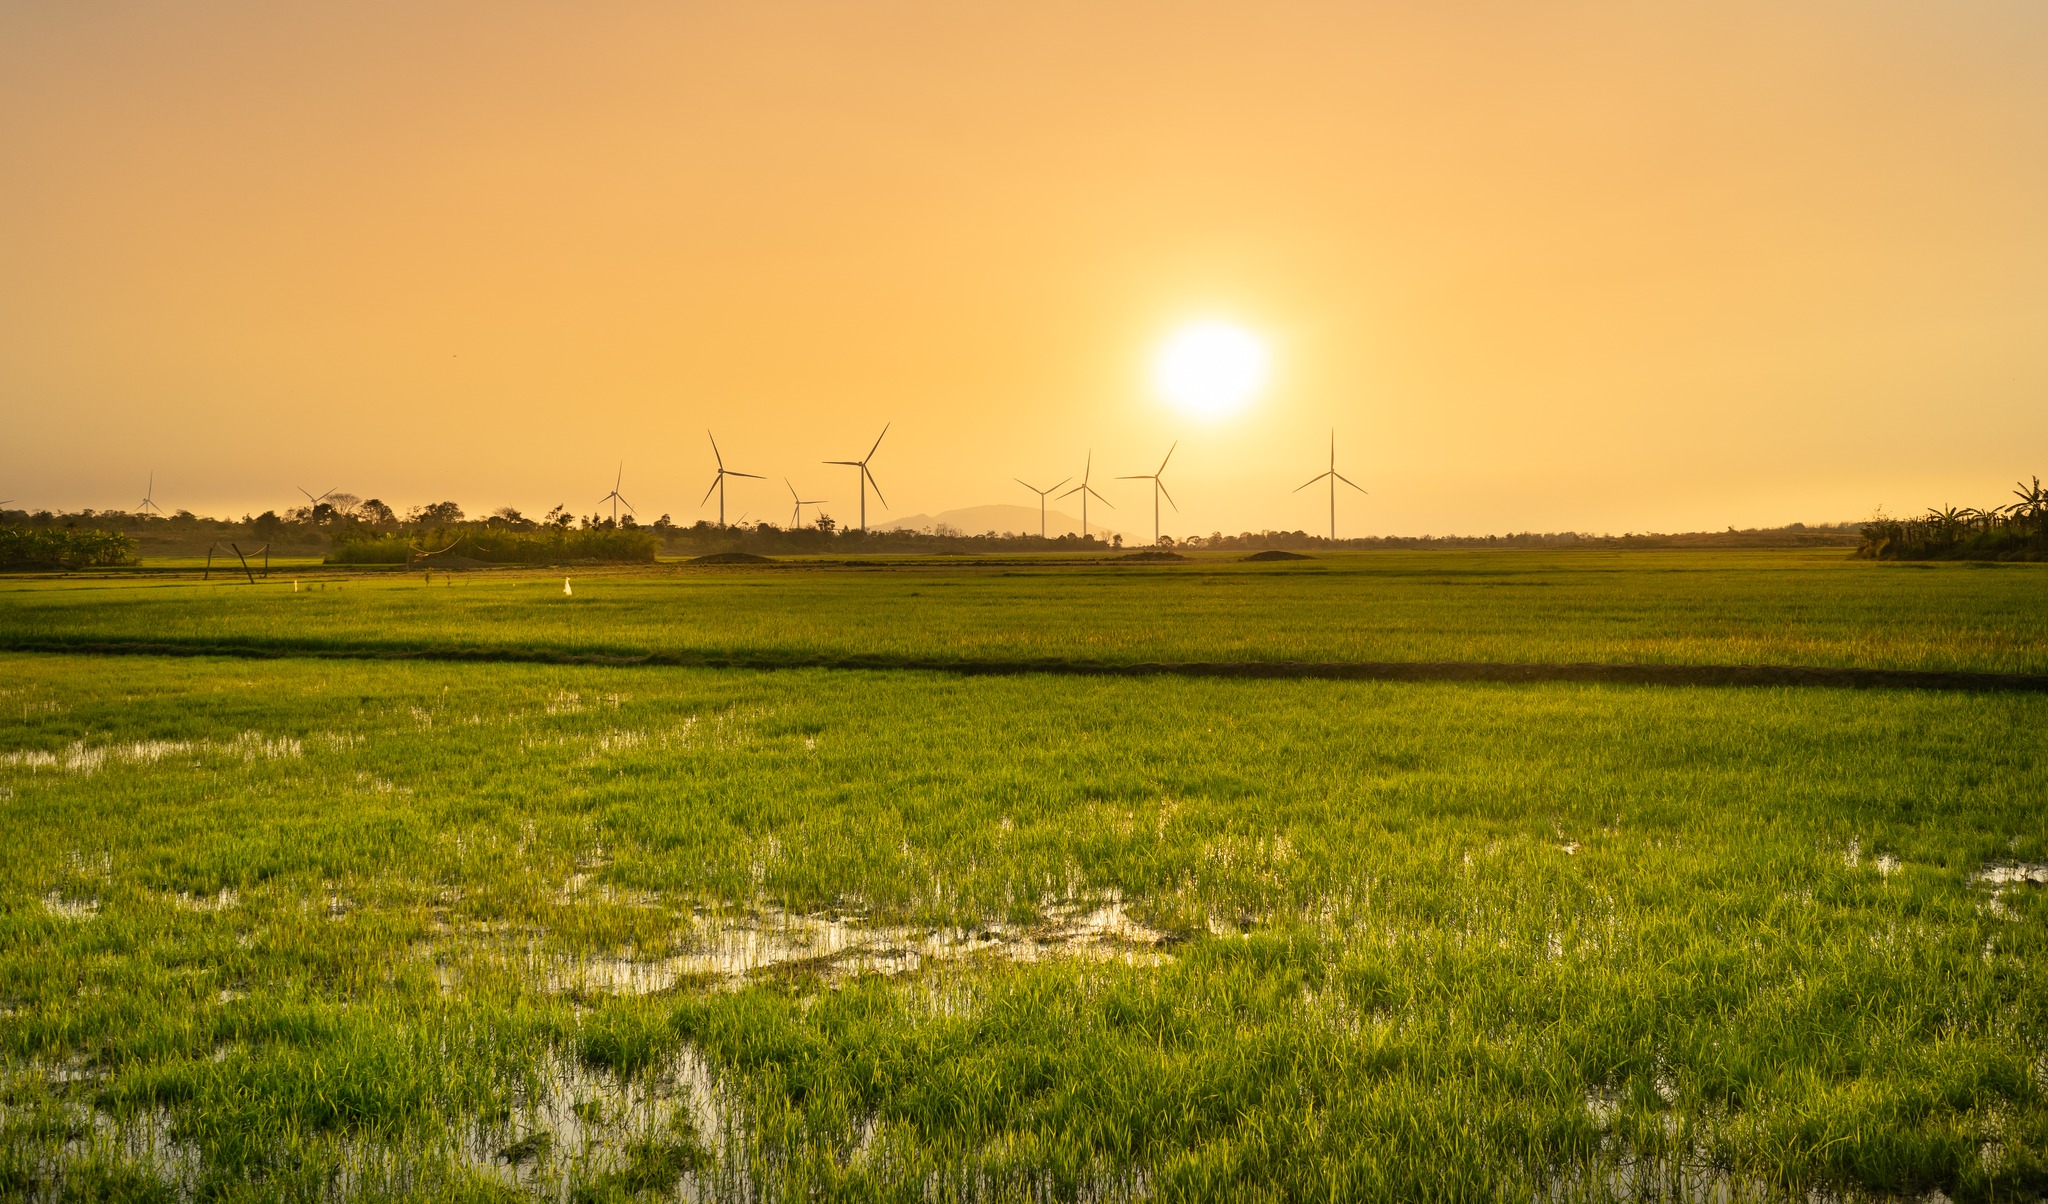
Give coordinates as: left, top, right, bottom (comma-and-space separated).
4, 550, 2047, 674
325, 528, 659, 566
0, 528, 135, 570
2, 553, 2045, 1201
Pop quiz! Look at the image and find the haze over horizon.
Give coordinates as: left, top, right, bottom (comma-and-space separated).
4, 1, 2045, 538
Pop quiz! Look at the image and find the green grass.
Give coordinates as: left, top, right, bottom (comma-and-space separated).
3, 649, 2045, 1200
5, 549, 2048, 673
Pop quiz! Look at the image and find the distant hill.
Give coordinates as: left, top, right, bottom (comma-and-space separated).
878, 504, 1126, 540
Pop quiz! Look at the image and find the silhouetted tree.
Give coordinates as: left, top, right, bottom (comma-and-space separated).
407, 501, 465, 525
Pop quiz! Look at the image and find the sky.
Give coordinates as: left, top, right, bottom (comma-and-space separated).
3, 0, 2045, 537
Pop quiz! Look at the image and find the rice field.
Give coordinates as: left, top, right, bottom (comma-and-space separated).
2, 553, 2046, 1201
4, 550, 2047, 673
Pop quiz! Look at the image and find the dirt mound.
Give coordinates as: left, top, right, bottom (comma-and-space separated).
1243, 550, 1311, 562
690, 551, 775, 564
1116, 550, 1186, 562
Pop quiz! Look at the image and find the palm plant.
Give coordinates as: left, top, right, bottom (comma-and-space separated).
1860, 474, 2048, 560
2006, 477, 2046, 534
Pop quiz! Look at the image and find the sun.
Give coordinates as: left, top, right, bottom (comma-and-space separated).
1152, 320, 1269, 418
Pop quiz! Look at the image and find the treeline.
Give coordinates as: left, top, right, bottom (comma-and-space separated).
1858, 478, 2048, 561
2, 498, 1871, 564
0, 526, 136, 569
330, 527, 658, 565
668, 521, 1862, 555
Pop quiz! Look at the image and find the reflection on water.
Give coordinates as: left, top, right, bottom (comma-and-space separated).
548, 894, 1173, 996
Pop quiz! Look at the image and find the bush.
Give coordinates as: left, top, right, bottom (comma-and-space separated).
325, 526, 658, 565
1857, 478, 2048, 562
0, 526, 136, 569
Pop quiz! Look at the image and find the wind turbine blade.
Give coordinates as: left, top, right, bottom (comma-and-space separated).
1057, 485, 1084, 499
1015, 478, 1039, 494
1157, 480, 1177, 511
1157, 442, 1177, 475
701, 477, 721, 505
866, 422, 890, 461
1334, 473, 1368, 494
1115, 474, 1148, 481
1086, 486, 1115, 508
620, 497, 635, 515
864, 467, 888, 508
824, 460, 860, 467
1049, 477, 1069, 493
707, 431, 724, 470
615, 463, 623, 490
731, 471, 765, 480
1295, 472, 1332, 492
787, 478, 798, 501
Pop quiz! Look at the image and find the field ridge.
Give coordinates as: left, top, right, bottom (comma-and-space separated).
8, 636, 2048, 691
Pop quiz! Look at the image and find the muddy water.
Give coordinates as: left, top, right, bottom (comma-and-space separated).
547, 894, 1173, 996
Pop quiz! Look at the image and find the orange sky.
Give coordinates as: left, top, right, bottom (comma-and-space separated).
3, 0, 2045, 536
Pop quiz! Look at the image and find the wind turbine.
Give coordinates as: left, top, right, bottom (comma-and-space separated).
786, 479, 827, 528
298, 485, 338, 508
1294, 430, 1367, 540
1118, 442, 1178, 546
598, 463, 634, 524
701, 431, 763, 527
1056, 452, 1114, 542
1014, 476, 1070, 538
138, 472, 164, 517
824, 423, 890, 532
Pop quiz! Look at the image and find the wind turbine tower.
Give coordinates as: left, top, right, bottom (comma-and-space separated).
598, 464, 635, 525
701, 432, 763, 527
1294, 430, 1367, 540
1013, 475, 1070, 538
824, 424, 890, 532
1057, 453, 1114, 542
1117, 443, 1179, 546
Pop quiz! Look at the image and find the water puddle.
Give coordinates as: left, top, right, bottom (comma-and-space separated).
0, 1083, 200, 1202
1539, 1157, 1766, 1204
455, 1045, 737, 1200
42, 893, 98, 921
172, 888, 239, 912
1975, 862, 2048, 886
549, 895, 1173, 995
2, 1042, 740, 1202
1973, 863, 2045, 923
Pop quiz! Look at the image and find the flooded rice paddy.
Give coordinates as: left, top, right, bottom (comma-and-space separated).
4, 647, 2046, 1200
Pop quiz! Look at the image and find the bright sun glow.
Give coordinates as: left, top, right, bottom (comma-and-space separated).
1152, 321, 1269, 418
